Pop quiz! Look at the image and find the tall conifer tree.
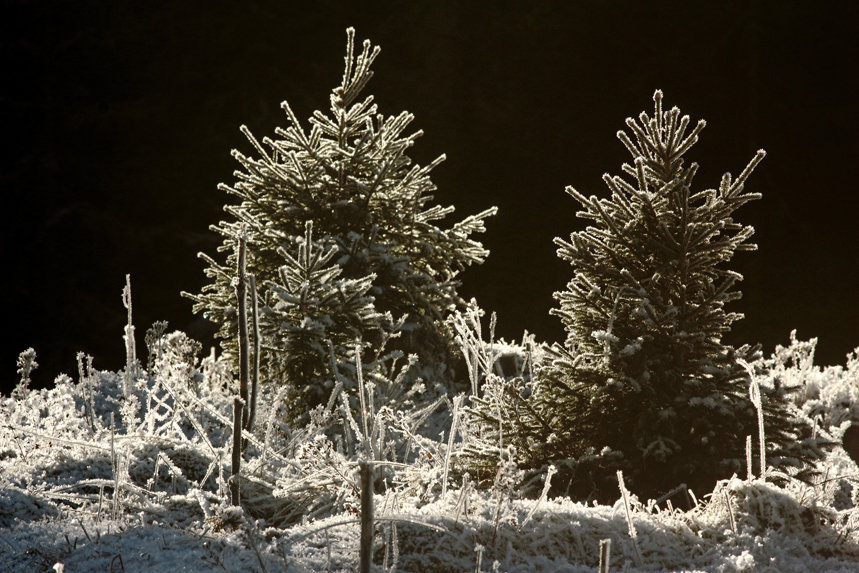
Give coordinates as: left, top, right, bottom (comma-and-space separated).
465, 91, 825, 502
184, 29, 496, 402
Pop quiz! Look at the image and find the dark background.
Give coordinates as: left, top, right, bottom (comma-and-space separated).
3, 0, 857, 395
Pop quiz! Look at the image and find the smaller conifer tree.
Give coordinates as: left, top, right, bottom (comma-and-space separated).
184, 28, 496, 403
261, 220, 381, 425
465, 91, 825, 502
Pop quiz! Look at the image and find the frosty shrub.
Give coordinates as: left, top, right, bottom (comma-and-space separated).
183, 28, 497, 416
0, 317, 450, 534
447, 301, 545, 486
0, 336, 235, 527
465, 91, 827, 503
12, 347, 38, 400
768, 331, 859, 435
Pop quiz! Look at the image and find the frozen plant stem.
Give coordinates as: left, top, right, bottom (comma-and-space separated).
356, 343, 374, 459
231, 225, 249, 505
231, 395, 244, 505
236, 225, 250, 438
77, 352, 95, 432
246, 273, 260, 433
746, 435, 753, 482
599, 538, 611, 573
122, 274, 136, 398
14, 347, 37, 399
617, 471, 642, 568
723, 490, 736, 535
520, 464, 557, 530
453, 474, 471, 528
325, 529, 332, 571
111, 413, 120, 520
442, 394, 464, 500
742, 359, 766, 480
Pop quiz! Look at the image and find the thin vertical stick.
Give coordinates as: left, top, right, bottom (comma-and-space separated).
688, 488, 699, 510
218, 450, 226, 500
246, 273, 260, 433
746, 435, 753, 482
755, 386, 765, 481
441, 395, 464, 500
360, 461, 374, 573
474, 544, 484, 573
325, 529, 332, 571
617, 471, 642, 568
723, 490, 736, 535
231, 396, 243, 506
122, 274, 136, 398
111, 413, 119, 520
356, 343, 374, 459
599, 538, 611, 573
236, 226, 250, 435
742, 359, 766, 481
231, 225, 249, 504
520, 464, 557, 530
78, 352, 95, 432
87, 355, 96, 431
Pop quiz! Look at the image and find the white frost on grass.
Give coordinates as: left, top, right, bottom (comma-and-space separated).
2, 332, 859, 572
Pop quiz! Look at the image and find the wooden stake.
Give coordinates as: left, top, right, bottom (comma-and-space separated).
599, 538, 611, 573
360, 461, 374, 573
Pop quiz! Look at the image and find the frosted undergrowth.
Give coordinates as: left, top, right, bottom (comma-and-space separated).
2, 325, 859, 572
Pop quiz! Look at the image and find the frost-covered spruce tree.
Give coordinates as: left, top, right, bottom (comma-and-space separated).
184, 28, 496, 394
261, 220, 381, 425
467, 91, 823, 502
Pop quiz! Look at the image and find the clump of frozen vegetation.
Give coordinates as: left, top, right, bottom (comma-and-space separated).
3, 326, 859, 571
3, 29, 859, 573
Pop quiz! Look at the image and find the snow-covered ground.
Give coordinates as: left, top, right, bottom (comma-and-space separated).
3, 329, 859, 572
3, 473, 859, 573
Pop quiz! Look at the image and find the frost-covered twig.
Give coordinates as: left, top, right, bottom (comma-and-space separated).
247, 273, 260, 433
520, 464, 556, 530
356, 343, 374, 460
7, 426, 110, 453
453, 474, 472, 528
723, 490, 736, 535
231, 397, 244, 506
14, 347, 37, 400
449, 302, 500, 398
617, 470, 643, 568
111, 413, 120, 520
441, 394, 464, 500
599, 538, 611, 573
746, 435, 753, 482
235, 224, 250, 455
257, 384, 290, 468
741, 359, 766, 480
121, 275, 136, 399
77, 352, 96, 433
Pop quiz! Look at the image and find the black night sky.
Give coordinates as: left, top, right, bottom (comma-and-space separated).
3, 1, 857, 395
